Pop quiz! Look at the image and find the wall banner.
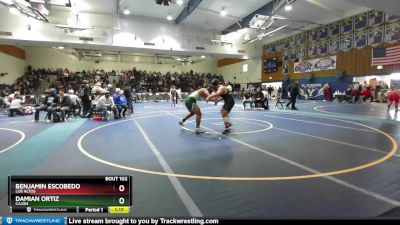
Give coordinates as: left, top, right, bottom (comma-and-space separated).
294, 56, 336, 74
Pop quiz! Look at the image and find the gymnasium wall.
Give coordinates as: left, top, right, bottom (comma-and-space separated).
262, 51, 283, 83
262, 40, 400, 82
24, 47, 218, 75
217, 58, 262, 87
0, 46, 26, 84
181, 60, 218, 74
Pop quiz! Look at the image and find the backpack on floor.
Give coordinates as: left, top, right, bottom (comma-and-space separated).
52, 112, 61, 122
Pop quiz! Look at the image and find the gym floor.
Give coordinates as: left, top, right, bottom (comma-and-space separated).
0, 100, 399, 218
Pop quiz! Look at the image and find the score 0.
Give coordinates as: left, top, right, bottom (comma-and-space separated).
117, 184, 127, 205
118, 184, 125, 192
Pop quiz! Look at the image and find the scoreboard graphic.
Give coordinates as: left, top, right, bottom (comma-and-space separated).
8, 176, 132, 214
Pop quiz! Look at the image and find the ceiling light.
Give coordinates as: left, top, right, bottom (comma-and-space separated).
201, 55, 206, 59
156, 0, 171, 6
284, 5, 292, 11
167, 15, 173, 20
177, 0, 184, 5
57, 46, 64, 49
220, 8, 227, 16
9, 7, 21, 16
377, 65, 383, 70
123, 9, 130, 15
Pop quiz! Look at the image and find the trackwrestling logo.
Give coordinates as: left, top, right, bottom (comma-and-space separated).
2, 217, 64, 225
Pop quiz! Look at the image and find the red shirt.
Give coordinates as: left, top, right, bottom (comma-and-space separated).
361, 89, 372, 97
388, 90, 400, 101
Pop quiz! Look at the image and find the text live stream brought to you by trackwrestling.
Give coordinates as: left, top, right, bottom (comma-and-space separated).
0, 217, 224, 225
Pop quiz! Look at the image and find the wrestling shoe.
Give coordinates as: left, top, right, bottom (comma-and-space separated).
195, 128, 205, 134
179, 121, 184, 126
222, 129, 231, 135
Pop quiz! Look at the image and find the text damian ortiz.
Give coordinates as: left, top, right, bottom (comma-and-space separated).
14, 196, 61, 205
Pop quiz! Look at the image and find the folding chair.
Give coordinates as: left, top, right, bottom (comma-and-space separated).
275, 99, 285, 109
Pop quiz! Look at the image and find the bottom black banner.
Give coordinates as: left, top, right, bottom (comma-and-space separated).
65, 217, 400, 225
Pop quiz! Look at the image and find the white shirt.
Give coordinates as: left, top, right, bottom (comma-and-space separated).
262, 90, 268, 98
92, 86, 106, 94
68, 94, 80, 105
10, 98, 24, 109
96, 96, 114, 109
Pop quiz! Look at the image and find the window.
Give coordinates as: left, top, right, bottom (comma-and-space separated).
243, 64, 248, 72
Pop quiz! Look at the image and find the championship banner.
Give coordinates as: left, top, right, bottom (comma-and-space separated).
318, 41, 328, 56
386, 13, 400, 23
283, 51, 289, 62
341, 17, 353, 34
385, 23, 400, 43
329, 21, 340, 37
329, 38, 340, 54
297, 45, 306, 59
319, 25, 329, 40
341, 34, 353, 51
308, 44, 317, 58
270, 44, 276, 52
275, 40, 285, 51
369, 10, 384, 27
294, 56, 336, 73
289, 36, 296, 48
354, 12, 368, 31
355, 31, 368, 49
368, 27, 384, 46
309, 29, 318, 43
296, 33, 307, 45
290, 49, 297, 61
284, 39, 290, 49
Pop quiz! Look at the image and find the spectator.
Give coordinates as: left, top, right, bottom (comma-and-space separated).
114, 89, 127, 118
123, 88, 133, 113
361, 86, 374, 103
34, 88, 59, 122
352, 83, 361, 103
68, 89, 81, 117
9, 92, 24, 117
80, 80, 91, 118
344, 85, 353, 103
286, 81, 299, 110
254, 88, 269, 110
97, 91, 119, 120
387, 86, 399, 111
242, 91, 253, 109
6, 66, 226, 108
267, 86, 273, 99
323, 84, 333, 101
52, 90, 72, 122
